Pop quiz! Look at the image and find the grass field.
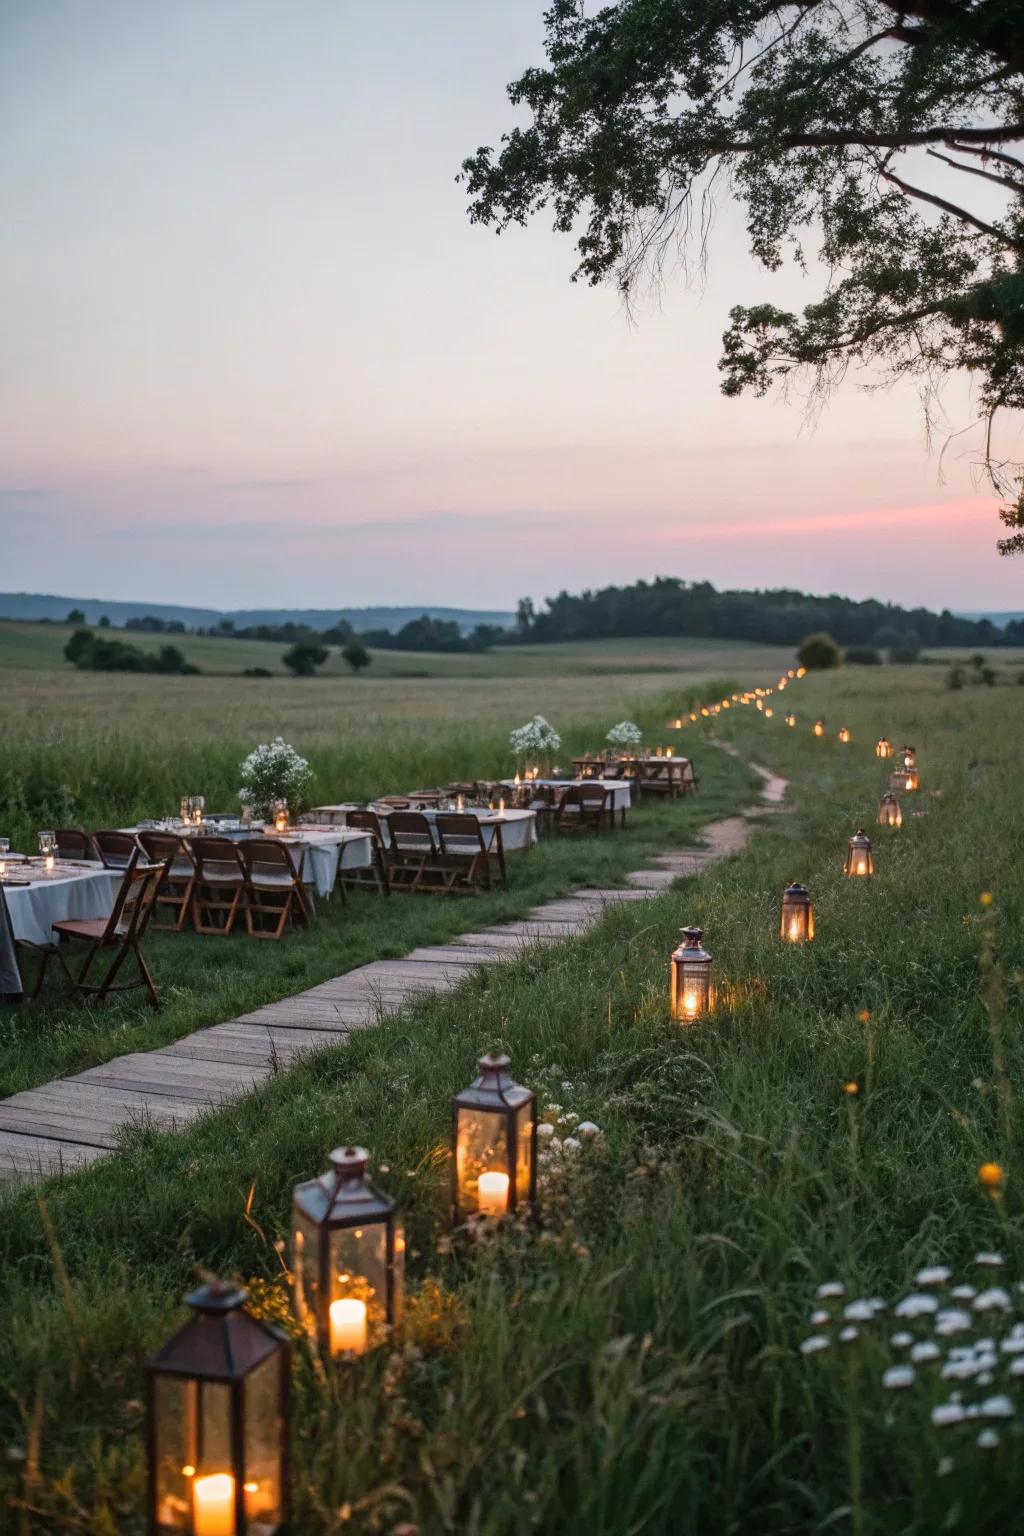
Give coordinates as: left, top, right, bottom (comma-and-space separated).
2, 645, 1024, 1533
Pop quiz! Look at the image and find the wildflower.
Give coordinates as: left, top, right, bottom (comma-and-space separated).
973, 1288, 1013, 1313
856, 1009, 872, 1023
562, 1136, 582, 1153
576, 1121, 601, 1138
974, 1252, 1004, 1268
932, 1402, 968, 1427
816, 1281, 845, 1301
843, 1081, 859, 1096
890, 1332, 914, 1349
976, 1429, 1000, 1449
979, 892, 994, 907
980, 1395, 1014, 1418
883, 1365, 915, 1389
951, 1285, 977, 1302
839, 1326, 859, 1344
560, 1080, 574, 1092
811, 1309, 830, 1326
894, 1294, 939, 1319
978, 1163, 1004, 1191
799, 1335, 831, 1355
843, 1300, 877, 1323
537, 1124, 556, 1141
1010, 1358, 1024, 1378
935, 1309, 973, 1336
937, 1457, 954, 1476
911, 1342, 942, 1363
916, 1267, 952, 1287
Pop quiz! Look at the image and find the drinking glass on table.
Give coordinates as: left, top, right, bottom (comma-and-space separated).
38, 831, 56, 872
0, 837, 9, 877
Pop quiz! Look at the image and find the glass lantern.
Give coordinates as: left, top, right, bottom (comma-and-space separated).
875, 737, 893, 759
900, 745, 917, 770
813, 720, 825, 737
146, 1280, 289, 1536
670, 926, 715, 1023
270, 800, 289, 833
844, 829, 874, 878
452, 1052, 536, 1221
291, 1146, 403, 1357
785, 713, 796, 727
890, 768, 919, 793
780, 883, 814, 942
837, 727, 851, 744
878, 791, 902, 828
764, 706, 774, 718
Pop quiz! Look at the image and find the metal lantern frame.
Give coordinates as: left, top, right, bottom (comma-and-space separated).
813, 719, 825, 737
890, 767, 919, 793
837, 727, 851, 744
451, 1052, 537, 1222
900, 745, 917, 769
878, 791, 902, 828
844, 829, 875, 877
780, 883, 815, 942
669, 925, 715, 1022
875, 737, 893, 759
145, 1280, 290, 1536
291, 1145, 402, 1356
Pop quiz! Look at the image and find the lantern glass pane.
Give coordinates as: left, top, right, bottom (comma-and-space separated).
243, 1353, 284, 1533
672, 957, 711, 1020
328, 1220, 389, 1338
292, 1211, 320, 1339
456, 1105, 509, 1216
153, 1375, 190, 1531
514, 1100, 534, 1204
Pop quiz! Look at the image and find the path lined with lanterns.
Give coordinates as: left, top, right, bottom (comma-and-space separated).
0, 765, 787, 1183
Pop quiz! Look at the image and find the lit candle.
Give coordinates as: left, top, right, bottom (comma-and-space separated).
477, 1170, 510, 1215
193, 1472, 236, 1536
680, 990, 701, 1022
498, 796, 505, 813
329, 1297, 368, 1355
44, 853, 55, 872
456, 793, 465, 812
514, 771, 521, 786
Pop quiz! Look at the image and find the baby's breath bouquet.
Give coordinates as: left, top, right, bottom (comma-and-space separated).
509, 715, 561, 766
238, 736, 312, 817
606, 720, 643, 748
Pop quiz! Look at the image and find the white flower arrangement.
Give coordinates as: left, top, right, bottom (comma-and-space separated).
238, 736, 312, 817
509, 715, 562, 759
606, 720, 643, 748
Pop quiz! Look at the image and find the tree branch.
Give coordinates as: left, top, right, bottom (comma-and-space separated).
946, 140, 1024, 175
926, 147, 1024, 196
879, 166, 1021, 246
716, 123, 1024, 153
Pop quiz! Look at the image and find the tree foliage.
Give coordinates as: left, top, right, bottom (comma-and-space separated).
797, 631, 841, 668
462, 0, 1024, 527
282, 642, 330, 677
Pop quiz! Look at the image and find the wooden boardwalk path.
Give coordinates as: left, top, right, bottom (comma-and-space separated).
0, 767, 785, 1182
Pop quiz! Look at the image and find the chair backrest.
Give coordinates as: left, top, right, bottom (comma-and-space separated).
93, 830, 142, 869
386, 811, 437, 855
601, 761, 625, 779
99, 853, 166, 941
191, 837, 247, 882
347, 809, 387, 847
579, 783, 610, 807
240, 838, 303, 882
435, 813, 488, 856
139, 831, 192, 868
55, 828, 99, 861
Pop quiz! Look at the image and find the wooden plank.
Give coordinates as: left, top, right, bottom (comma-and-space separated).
0, 1132, 108, 1178
0, 1105, 120, 1148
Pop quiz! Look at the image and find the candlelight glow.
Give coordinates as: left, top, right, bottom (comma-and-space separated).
329, 1297, 368, 1355
478, 1170, 511, 1215
844, 830, 874, 878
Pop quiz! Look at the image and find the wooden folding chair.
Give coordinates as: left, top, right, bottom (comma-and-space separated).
190, 837, 248, 935
54, 828, 100, 862
139, 830, 196, 932
340, 811, 392, 895
47, 852, 167, 1007
93, 829, 142, 869
385, 812, 455, 892
555, 783, 611, 835
241, 839, 310, 939
435, 813, 506, 892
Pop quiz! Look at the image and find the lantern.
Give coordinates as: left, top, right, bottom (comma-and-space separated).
844, 829, 874, 878
785, 713, 796, 728
764, 706, 774, 718
146, 1281, 289, 1536
813, 720, 825, 738
900, 745, 917, 770
838, 727, 851, 744
669, 926, 715, 1023
890, 768, 919, 793
796, 667, 807, 678
755, 699, 764, 712
875, 737, 893, 759
269, 800, 288, 833
291, 1146, 403, 1358
452, 1053, 536, 1222
780, 883, 814, 943
878, 791, 902, 828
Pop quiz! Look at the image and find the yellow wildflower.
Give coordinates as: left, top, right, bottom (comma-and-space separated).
978, 1162, 1004, 1190
843, 1081, 859, 1096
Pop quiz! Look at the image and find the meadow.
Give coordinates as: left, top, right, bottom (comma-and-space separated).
1, 636, 1023, 1533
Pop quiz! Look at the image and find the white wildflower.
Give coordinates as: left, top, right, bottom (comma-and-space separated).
883, 1365, 915, 1389
973, 1288, 1012, 1313
816, 1282, 845, 1301
951, 1285, 977, 1302
811, 1310, 830, 1327
839, 1326, 859, 1343
911, 1341, 942, 1363
935, 1309, 973, 1336
562, 1136, 582, 1153
932, 1402, 968, 1427
894, 1293, 939, 1319
536, 1123, 556, 1141
1001, 1335, 1024, 1355
575, 1121, 601, 1138
606, 720, 644, 748
843, 1300, 878, 1323
560, 1081, 573, 1091
937, 1457, 954, 1476
891, 1332, 914, 1349
1010, 1358, 1024, 1377
916, 1267, 952, 1287
800, 1335, 831, 1355
509, 715, 562, 759
976, 1429, 1000, 1450
975, 1252, 1004, 1268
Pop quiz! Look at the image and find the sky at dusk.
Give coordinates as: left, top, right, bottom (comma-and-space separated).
1, 0, 1020, 614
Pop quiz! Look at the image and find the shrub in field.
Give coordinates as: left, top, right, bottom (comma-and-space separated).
342, 640, 371, 674
238, 736, 312, 815
797, 632, 840, 670
606, 719, 643, 747
282, 641, 329, 676
844, 645, 881, 665
947, 666, 965, 690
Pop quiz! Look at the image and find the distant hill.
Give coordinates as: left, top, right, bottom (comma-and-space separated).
0, 593, 514, 636
955, 611, 1024, 628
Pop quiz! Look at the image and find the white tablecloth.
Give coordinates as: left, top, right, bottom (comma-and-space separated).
369, 806, 537, 853
262, 828, 374, 897
2, 865, 122, 946
503, 779, 633, 812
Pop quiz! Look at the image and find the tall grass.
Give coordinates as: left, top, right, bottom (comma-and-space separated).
0, 666, 1021, 1532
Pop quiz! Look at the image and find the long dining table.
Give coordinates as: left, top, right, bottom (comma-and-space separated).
1, 859, 123, 995
124, 822, 375, 899
313, 805, 539, 854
